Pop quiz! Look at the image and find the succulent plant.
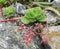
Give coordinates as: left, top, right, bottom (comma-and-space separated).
21, 7, 46, 24
0, 0, 7, 5
3, 6, 16, 18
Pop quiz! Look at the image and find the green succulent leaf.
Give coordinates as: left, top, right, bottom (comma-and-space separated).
21, 17, 30, 24
21, 7, 46, 24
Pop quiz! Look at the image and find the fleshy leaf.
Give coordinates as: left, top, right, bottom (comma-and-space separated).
21, 17, 30, 24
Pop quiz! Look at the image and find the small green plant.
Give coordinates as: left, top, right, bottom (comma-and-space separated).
3, 6, 16, 18
0, 0, 7, 5
21, 7, 46, 24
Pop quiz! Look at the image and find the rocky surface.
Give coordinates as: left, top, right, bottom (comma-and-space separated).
0, 25, 51, 49
0, 26, 36, 49
46, 10, 60, 26
45, 26, 60, 49
0, 24, 60, 49
15, 3, 26, 15
52, 0, 60, 6
46, 11, 57, 23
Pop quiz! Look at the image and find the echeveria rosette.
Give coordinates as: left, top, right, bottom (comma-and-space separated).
21, 7, 46, 24
3, 6, 16, 18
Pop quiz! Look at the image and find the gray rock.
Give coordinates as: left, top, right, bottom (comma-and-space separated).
15, 3, 26, 15
52, 0, 60, 6
0, 25, 52, 49
0, 26, 40, 49
47, 25, 60, 32
44, 25, 60, 49
46, 11, 57, 23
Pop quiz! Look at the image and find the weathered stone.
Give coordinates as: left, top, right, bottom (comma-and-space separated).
46, 11, 57, 23
52, 0, 60, 6
0, 26, 35, 49
45, 26, 60, 49
0, 25, 52, 49
15, 3, 26, 15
